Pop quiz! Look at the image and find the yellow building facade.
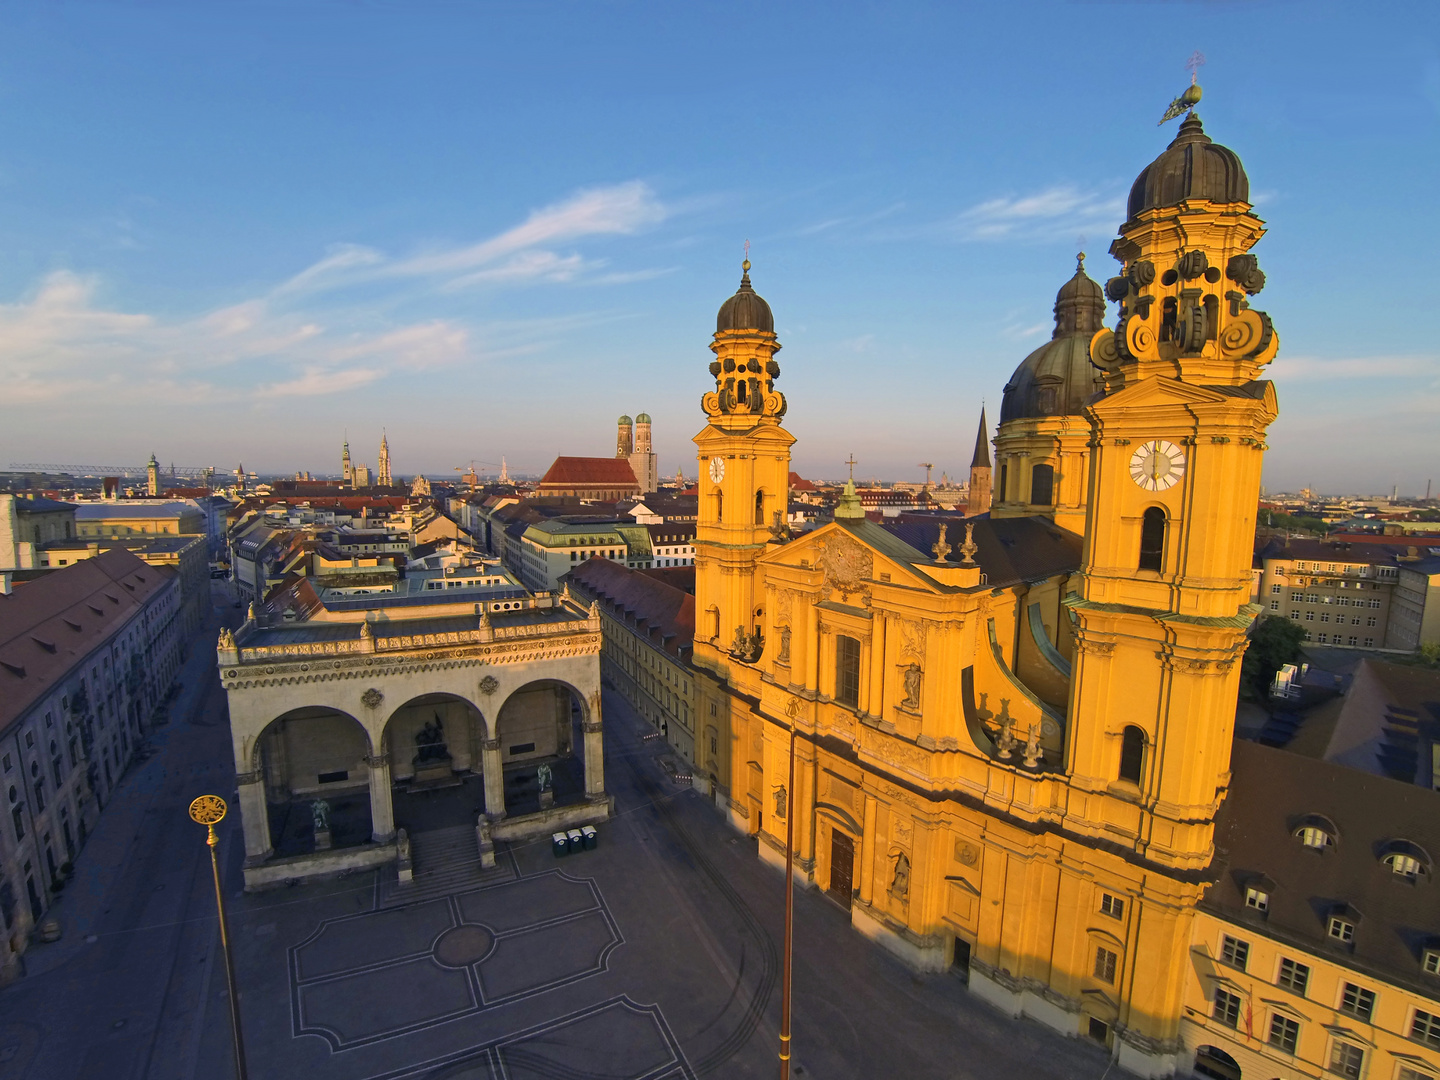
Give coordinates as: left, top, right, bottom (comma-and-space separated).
691, 106, 1282, 1077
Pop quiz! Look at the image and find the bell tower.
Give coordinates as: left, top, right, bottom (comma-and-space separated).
1066, 98, 1280, 871
693, 260, 794, 671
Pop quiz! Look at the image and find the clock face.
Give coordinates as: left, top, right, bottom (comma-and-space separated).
1129, 440, 1186, 491
709, 456, 725, 483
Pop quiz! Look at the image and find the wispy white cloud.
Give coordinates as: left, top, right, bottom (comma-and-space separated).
946, 185, 1125, 242
1269, 354, 1439, 381
0, 180, 671, 415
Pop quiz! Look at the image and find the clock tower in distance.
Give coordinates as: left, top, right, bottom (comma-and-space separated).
693, 260, 794, 680
1067, 107, 1280, 875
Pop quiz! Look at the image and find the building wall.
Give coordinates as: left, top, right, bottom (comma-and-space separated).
1260, 556, 1396, 650
1181, 908, 1440, 1080
1386, 565, 1440, 652
0, 570, 183, 971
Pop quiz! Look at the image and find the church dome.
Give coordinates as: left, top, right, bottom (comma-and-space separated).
999, 257, 1107, 425
1127, 113, 1249, 220
716, 261, 774, 334
618, 415, 633, 425
635, 412, 651, 424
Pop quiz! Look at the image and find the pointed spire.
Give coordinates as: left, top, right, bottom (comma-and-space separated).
970, 407, 991, 468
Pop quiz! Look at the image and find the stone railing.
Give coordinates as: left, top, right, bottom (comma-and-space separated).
220, 608, 600, 666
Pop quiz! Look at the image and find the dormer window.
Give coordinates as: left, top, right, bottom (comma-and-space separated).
1388, 853, 1424, 879
1423, 949, 1440, 976
1299, 826, 1333, 849
1380, 840, 1431, 882
1328, 916, 1355, 944
1244, 887, 1270, 912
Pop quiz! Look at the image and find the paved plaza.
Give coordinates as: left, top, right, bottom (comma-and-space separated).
3, 593, 1123, 1078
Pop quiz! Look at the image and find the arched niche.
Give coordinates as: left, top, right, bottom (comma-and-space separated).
382, 692, 486, 783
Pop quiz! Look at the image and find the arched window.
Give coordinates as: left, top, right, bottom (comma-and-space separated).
755, 490, 765, 525
737, 379, 747, 404
1138, 507, 1165, 572
1030, 464, 1054, 506
715, 489, 723, 524
1119, 725, 1145, 784
998, 463, 1008, 502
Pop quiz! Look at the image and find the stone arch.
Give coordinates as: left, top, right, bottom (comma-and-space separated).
492, 678, 596, 816
380, 692, 486, 784
1192, 1045, 1242, 1080
251, 705, 374, 855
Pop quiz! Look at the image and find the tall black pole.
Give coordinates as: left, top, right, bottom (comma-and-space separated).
779, 723, 796, 1079
190, 795, 248, 1080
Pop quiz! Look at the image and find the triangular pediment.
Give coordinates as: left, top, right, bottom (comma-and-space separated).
1095, 375, 1231, 409
759, 520, 944, 594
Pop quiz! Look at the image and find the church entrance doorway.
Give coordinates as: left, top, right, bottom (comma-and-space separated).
828, 829, 854, 910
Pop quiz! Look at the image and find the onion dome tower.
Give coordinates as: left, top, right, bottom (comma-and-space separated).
616, 415, 634, 458
991, 255, 1106, 533
693, 259, 795, 672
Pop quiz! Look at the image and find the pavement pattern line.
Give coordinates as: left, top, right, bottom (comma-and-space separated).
352, 995, 696, 1080
288, 869, 624, 1052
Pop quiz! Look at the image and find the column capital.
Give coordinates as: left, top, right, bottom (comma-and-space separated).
582, 721, 603, 734
235, 770, 262, 786
366, 753, 390, 768
483, 739, 501, 751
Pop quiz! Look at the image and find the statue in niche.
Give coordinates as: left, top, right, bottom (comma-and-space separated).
536, 763, 553, 792
901, 664, 922, 710
778, 625, 791, 664
774, 785, 787, 820
413, 712, 450, 764
889, 850, 911, 901
311, 799, 331, 833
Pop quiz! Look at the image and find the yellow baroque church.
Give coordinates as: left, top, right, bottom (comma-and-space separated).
691, 107, 1281, 1078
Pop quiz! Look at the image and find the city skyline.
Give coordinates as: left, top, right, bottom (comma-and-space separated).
1, 3, 1437, 491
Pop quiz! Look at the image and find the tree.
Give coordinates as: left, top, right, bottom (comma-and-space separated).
1242, 615, 1309, 700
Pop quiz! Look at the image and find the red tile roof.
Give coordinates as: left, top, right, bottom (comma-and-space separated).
789, 471, 817, 492
539, 457, 640, 488
0, 549, 176, 733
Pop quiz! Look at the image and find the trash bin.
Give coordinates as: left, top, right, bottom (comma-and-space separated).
581, 825, 598, 850
566, 829, 584, 852
552, 831, 569, 858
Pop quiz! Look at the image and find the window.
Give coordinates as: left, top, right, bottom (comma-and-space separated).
1318, 633, 1329, 644
1030, 464, 1054, 507
1118, 726, 1145, 784
1278, 957, 1310, 994
1271, 583, 1282, 594
1329, 1041, 1364, 1078
1398, 1067, 1436, 1080
1364, 638, 1374, 647
1290, 611, 1300, 620
1339, 983, 1375, 1021
1100, 893, 1124, 919
1385, 852, 1424, 879
1366, 616, 1377, 627
1245, 887, 1269, 913
1424, 949, 1440, 975
1270, 600, 1280, 610
1212, 988, 1241, 1028
1220, 935, 1250, 970
835, 636, 861, 708
998, 463, 1008, 502
1413, 1009, 1440, 1050
1328, 916, 1355, 944
1138, 507, 1165, 572
754, 490, 765, 525
1369, 598, 1381, 609
1268, 1013, 1300, 1054
1093, 945, 1117, 984
1320, 612, 1330, 623
1299, 826, 1333, 849
1305, 611, 1315, 621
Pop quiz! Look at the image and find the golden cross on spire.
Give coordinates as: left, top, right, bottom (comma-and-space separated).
845, 454, 857, 482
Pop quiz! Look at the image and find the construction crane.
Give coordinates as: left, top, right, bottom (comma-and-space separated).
8, 462, 216, 481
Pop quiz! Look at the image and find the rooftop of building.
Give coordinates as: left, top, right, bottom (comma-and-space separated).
565, 557, 694, 658
539, 456, 643, 488
73, 501, 202, 520
1258, 536, 1408, 567
1206, 738, 1440, 998
6, 495, 78, 514
40, 536, 202, 555
0, 549, 176, 733
237, 601, 583, 650
878, 514, 1083, 590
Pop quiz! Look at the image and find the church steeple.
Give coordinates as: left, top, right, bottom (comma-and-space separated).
342, 437, 353, 486
377, 431, 392, 488
694, 258, 795, 667
966, 408, 991, 516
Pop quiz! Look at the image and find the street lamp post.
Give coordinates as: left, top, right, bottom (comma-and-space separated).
779, 712, 798, 1079
189, 794, 249, 1080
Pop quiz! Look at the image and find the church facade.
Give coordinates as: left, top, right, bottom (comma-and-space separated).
691, 108, 1281, 1077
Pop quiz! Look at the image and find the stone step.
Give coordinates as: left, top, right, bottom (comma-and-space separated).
376, 824, 513, 907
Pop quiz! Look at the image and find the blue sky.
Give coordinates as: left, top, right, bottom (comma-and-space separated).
0, 2, 1437, 494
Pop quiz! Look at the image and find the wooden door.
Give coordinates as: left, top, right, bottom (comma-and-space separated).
828, 829, 854, 909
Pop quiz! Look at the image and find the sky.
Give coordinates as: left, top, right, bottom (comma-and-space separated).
0, 2, 1437, 495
